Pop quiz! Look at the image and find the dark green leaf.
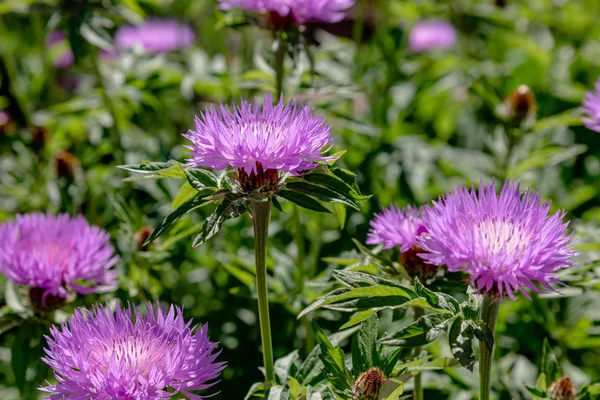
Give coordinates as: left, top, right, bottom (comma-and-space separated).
448, 317, 476, 371
182, 166, 219, 189
469, 321, 494, 350
351, 315, 379, 376
303, 172, 369, 202
278, 189, 331, 213
285, 181, 360, 210
192, 193, 244, 248
380, 314, 451, 347
11, 326, 31, 393
314, 323, 353, 395
541, 339, 562, 383
271, 196, 284, 213
525, 386, 547, 398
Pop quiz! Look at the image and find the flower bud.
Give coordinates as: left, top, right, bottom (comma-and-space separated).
237, 162, 281, 193
503, 85, 537, 124
29, 287, 66, 313
134, 226, 154, 251
548, 376, 578, 400
353, 367, 387, 400
401, 244, 438, 280
53, 151, 80, 180
30, 125, 50, 151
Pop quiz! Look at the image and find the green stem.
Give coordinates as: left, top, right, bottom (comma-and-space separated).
412, 306, 424, 400
479, 295, 500, 400
293, 205, 306, 292
252, 200, 275, 388
274, 33, 286, 96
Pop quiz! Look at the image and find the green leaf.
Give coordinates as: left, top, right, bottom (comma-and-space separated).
146, 192, 214, 244
334, 203, 346, 229
182, 166, 219, 189
80, 21, 114, 51
303, 172, 369, 202
11, 326, 31, 393
509, 145, 587, 177
340, 310, 378, 330
378, 376, 406, 400
448, 317, 476, 371
525, 386, 547, 398
275, 350, 300, 385
469, 321, 494, 350
172, 181, 198, 209
285, 181, 360, 210
351, 315, 379, 376
413, 278, 460, 314
380, 314, 451, 347
314, 323, 353, 396
192, 193, 244, 248
272, 197, 284, 213
540, 339, 562, 383
0, 317, 21, 336
278, 189, 331, 213
119, 161, 185, 180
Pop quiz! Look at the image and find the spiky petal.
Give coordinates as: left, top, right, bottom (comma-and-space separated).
0, 213, 118, 303
582, 78, 600, 133
367, 205, 427, 252
418, 181, 576, 299
40, 302, 226, 399
218, 0, 355, 24
184, 94, 336, 175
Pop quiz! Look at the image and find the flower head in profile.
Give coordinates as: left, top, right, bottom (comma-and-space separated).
115, 19, 195, 54
46, 31, 74, 68
367, 205, 426, 252
219, 0, 355, 24
40, 302, 226, 399
418, 181, 576, 299
582, 78, 600, 133
184, 94, 335, 191
0, 213, 118, 306
408, 20, 457, 53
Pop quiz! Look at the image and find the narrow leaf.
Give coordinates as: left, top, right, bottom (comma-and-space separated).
279, 189, 331, 213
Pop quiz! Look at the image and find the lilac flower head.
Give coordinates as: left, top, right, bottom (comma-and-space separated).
582, 78, 600, 132
184, 94, 336, 177
46, 31, 75, 68
408, 20, 457, 53
0, 213, 118, 304
367, 205, 427, 252
40, 302, 226, 399
218, 0, 355, 24
115, 19, 195, 54
418, 181, 576, 299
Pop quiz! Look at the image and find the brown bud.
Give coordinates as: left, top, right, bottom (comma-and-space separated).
29, 287, 66, 313
353, 368, 387, 400
504, 85, 537, 123
30, 126, 50, 150
53, 150, 80, 179
400, 245, 438, 280
261, 11, 298, 31
494, 0, 507, 7
237, 162, 281, 193
548, 376, 578, 400
134, 226, 154, 251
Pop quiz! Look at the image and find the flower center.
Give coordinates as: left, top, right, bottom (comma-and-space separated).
89, 334, 168, 378
30, 242, 73, 267
475, 218, 531, 260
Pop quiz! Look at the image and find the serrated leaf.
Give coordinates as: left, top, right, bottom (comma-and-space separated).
380, 314, 451, 347
314, 323, 353, 396
192, 193, 244, 248
351, 315, 379, 376
448, 317, 476, 371
278, 189, 331, 213
146, 192, 214, 244
285, 181, 360, 210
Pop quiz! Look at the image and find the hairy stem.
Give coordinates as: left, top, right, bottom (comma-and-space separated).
479, 295, 500, 400
252, 200, 275, 388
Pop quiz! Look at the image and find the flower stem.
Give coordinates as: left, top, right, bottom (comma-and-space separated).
412, 306, 424, 400
274, 33, 286, 96
479, 294, 500, 400
252, 199, 275, 388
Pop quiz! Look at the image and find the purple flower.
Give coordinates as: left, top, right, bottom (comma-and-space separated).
0, 110, 9, 126
46, 31, 75, 69
40, 302, 226, 399
418, 181, 576, 299
367, 205, 427, 252
218, 0, 355, 24
408, 20, 457, 53
184, 94, 335, 176
115, 19, 195, 54
0, 213, 118, 304
582, 78, 600, 133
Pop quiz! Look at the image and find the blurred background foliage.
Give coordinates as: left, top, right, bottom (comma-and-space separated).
0, 0, 599, 398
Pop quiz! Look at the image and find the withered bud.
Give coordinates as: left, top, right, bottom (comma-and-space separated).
134, 226, 154, 251
237, 162, 281, 193
353, 367, 387, 400
504, 85, 537, 123
548, 376, 578, 400
53, 150, 80, 180
400, 245, 438, 280
29, 287, 66, 313
30, 126, 50, 150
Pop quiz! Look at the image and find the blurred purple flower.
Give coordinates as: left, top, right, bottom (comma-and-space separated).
408, 20, 457, 53
367, 205, 427, 252
184, 94, 335, 176
418, 181, 576, 299
46, 31, 74, 69
218, 0, 355, 24
115, 19, 195, 54
0, 213, 118, 304
582, 78, 600, 132
0, 110, 9, 126
40, 302, 226, 399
